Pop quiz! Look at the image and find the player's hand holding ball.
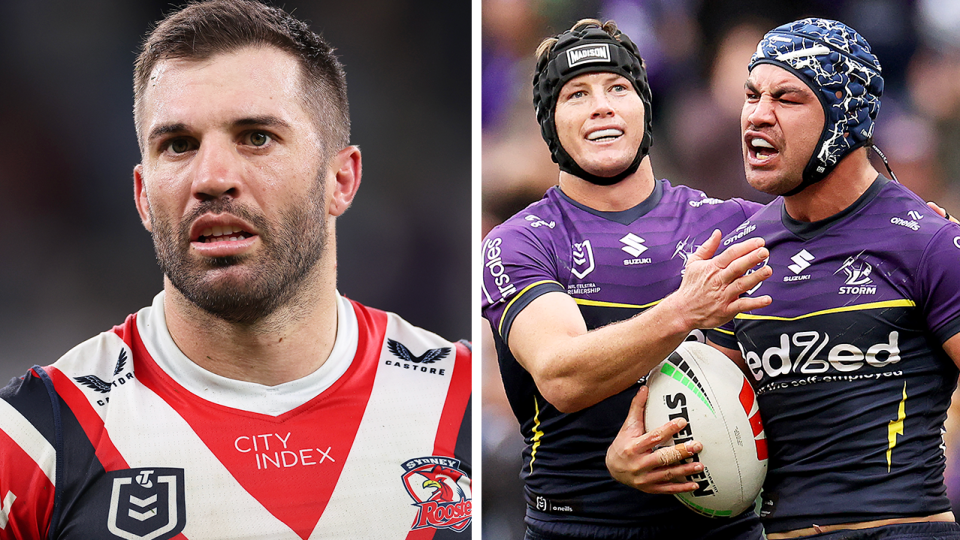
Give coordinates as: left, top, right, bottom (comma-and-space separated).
605, 385, 705, 494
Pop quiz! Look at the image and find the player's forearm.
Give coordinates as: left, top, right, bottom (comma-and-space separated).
525, 301, 694, 413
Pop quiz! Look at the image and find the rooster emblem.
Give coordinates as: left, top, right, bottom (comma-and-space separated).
420, 465, 468, 502
402, 456, 473, 532
74, 349, 128, 393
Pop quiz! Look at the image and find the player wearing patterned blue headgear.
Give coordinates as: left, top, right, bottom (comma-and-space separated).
483, 18, 775, 540
708, 18, 960, 539
744, 18, 889, 197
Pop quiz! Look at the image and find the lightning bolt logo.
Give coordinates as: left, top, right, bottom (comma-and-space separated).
887, 382, 907, 472
529, 396, 544, 473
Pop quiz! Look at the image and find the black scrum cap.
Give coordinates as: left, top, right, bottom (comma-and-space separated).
533, 23, 653, 185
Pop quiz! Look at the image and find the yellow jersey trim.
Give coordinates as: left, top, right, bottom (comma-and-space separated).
735, 299, 916, 322
574, 298, 661, 310
497, 280, 562, 335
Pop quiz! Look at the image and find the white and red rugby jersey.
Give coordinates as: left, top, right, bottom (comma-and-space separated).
0, 292, 471, 540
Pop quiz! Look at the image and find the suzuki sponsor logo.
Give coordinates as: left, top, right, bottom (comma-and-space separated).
482, 238, 517, 303
787, 249, 814, 274
740, 330, 900, 382
621, 233, 652, 265
620, 233, 648, 257
524, 214, 555, 228
566, 44, 610, 67
890, 216, 920, 231
572, 240, 596, 279
784, 249, 814, 281
835, 254, 876, 295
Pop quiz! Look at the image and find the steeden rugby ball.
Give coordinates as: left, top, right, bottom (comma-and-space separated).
644, 341, 767, 517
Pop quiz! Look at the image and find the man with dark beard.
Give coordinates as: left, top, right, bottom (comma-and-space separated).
0, 1, 470, 539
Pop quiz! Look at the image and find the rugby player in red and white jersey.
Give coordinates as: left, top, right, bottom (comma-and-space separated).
0, 1, 470, 539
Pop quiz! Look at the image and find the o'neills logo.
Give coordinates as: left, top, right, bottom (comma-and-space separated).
402, 457, 472, 532
566, 44, 610, 67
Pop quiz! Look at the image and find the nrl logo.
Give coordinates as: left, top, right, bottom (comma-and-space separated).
106, 468, 185, 540
571, 240, 595, 279
402, 456, 472, 533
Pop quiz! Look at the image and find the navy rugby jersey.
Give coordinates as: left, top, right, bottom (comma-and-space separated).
0, 292, 471, 540
711, 176, 960, 533
481, 180, 761, 526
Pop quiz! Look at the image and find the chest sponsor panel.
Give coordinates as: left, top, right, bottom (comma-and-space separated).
736, 306, 928, 391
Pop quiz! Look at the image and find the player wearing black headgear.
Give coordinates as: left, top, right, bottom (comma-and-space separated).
703, 18, 960, 539
533, 20, 653, 185
483, 17, 774, 540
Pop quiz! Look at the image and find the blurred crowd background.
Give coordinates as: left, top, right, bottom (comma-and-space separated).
0, 0, 471, 385
482, 0, 960, 537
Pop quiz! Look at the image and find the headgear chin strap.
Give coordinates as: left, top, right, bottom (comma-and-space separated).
533, 23, 653, 186
750, 18, 884, 196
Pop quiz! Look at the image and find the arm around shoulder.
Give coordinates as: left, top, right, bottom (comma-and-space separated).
508, 290, 693, 413
507, 231, 772, 413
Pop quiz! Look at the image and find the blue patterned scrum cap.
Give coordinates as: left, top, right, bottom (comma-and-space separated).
749, 18, 884, 193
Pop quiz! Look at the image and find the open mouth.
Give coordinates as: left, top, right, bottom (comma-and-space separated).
197, 225, 254, 243
747, 136, 779, 163
587, 128, 624, 143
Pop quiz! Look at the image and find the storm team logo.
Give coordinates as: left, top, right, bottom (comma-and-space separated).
402, 456, 472, 532
106, 468, 186, 540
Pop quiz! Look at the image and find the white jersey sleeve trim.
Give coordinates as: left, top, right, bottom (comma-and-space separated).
136, 291, 359, 416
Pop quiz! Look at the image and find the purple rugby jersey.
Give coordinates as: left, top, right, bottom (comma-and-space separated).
710, 176, 960, 533
481, 180, 760, 527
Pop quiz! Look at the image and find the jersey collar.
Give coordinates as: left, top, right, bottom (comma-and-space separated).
135, 290, 359, 416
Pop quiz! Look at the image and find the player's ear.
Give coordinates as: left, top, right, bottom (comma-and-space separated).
328, 145, 362, 217
133, 164, 153, 232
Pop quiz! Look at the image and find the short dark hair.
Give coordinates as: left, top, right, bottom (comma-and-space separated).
134, 0, 349, 156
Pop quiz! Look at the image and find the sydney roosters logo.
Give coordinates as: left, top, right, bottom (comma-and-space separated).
402, 456, 472, 532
